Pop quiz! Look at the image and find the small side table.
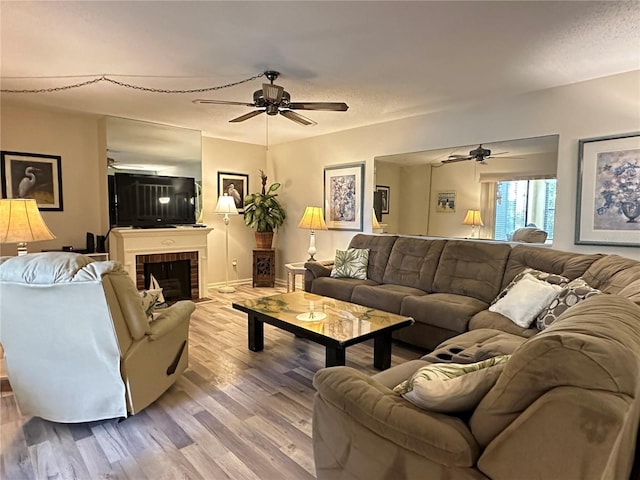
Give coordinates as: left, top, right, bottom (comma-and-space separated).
284, 262, 307, 292
253, 249, 276, 287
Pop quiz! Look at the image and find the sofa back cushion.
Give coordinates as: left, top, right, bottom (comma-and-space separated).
382, 237, 446, 291
582, 254, 640, 294
432, 240, 512, 303
348, 234, 398, 284
501, 245, 601, 289
469, 294, 640, 448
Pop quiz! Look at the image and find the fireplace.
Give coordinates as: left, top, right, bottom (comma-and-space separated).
109, 227, 213, 300
136, 252, 198, 300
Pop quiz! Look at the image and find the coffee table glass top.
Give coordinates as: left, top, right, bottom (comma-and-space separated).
233, 291, 413, 343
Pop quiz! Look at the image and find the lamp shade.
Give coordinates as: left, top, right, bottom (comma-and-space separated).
297, 207, 327, 230
463, 209, 484, 226
215, 194, 238, 215
372, 209, 381, 229
0, 199, 56, 243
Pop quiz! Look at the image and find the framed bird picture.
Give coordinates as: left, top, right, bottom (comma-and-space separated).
217, 171, 249, 213
1, 151, 63, 211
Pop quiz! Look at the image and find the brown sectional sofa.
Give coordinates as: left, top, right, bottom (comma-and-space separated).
306, 234, 640, 479
305, 234, 624, 349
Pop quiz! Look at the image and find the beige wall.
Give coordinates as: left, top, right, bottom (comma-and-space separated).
201, 136, 266, 287
2, 70, 638, 279
0, 103, 106, 256
270, 70, 640, 268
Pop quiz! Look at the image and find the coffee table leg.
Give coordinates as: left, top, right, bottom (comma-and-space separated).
248, 315, 264, 352
373, 332, 392, 370
325, 346, 346, 367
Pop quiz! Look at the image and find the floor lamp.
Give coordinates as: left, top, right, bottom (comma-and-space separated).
297, 206, 328, 261
0, 199, 56, 255
215, 193, 238, 293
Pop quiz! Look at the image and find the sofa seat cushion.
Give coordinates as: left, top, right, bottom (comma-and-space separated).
401, 293, 489, 333
372, 359, 430, 389
470, 294, 640, 448
423, 328, 527, 364
469, 311, 537, 338
310, 276, 378, 302
351, 284, 427, 314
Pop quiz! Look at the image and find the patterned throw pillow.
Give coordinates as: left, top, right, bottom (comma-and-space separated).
393, 355, 511, 413
535, 277, 601, 330
492, 268, 570, 305
330, 248, 370, 279
139, 289, 162, 319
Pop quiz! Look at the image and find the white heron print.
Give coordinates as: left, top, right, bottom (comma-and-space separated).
2, 152, 62, 210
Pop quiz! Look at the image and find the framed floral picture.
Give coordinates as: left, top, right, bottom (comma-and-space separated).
575, 132, 640, 246
324, 163, 364, 231
1, 151, 63, 211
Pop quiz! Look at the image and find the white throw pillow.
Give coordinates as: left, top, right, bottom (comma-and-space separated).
393, 355, 511, 413
489, 273, 562, 328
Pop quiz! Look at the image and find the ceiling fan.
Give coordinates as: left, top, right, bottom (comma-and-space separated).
193, 71, 349, 126
442, 144, 508, 164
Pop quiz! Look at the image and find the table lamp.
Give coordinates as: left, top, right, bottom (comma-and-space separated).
463, 209, 484, 238
372, 209, 381, 230
297, 206, 328, 261
0, 199, 56, 255
215, 193, 238, 293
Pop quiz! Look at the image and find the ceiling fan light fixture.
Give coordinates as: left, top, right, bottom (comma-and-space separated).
263, 83, 284, 103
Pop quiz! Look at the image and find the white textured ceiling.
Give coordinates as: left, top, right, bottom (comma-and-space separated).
2, 1, 639, 146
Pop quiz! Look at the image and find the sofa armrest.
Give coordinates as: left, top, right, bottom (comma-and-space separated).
305, 261, 333, 279
313, 366, 480, 466
148, 300, 195, 340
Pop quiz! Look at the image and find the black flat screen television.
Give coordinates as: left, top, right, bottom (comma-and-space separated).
109, 173, 196, 228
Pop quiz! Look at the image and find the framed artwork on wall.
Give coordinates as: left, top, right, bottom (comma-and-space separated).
376, 185, 390, 214
575, 132, 640, 246
217, 171, 249, 213
1, 151, 63, 211
436, 191, 456, 213
324, 163, 364, 231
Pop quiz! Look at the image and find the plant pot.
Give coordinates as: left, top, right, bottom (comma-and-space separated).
255, 231, 274, 249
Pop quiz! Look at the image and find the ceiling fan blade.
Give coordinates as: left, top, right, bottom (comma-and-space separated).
262, 83, 284, 103
288, 102, 349, 111
229, 110, 265, 123
488, 151, 509, 156
442, 157, 471, 164
447, 154, 471, 159
280, 110, 317, 126
193, 99, 255, 107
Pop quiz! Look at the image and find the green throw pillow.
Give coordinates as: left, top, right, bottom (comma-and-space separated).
393, 355, 511, 413
330, 248, 370, 279
139, 289, 162, 319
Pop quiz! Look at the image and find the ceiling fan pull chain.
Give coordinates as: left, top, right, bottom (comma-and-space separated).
0, 72, 265, 94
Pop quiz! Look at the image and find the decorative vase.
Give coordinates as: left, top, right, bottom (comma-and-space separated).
620, 201, 640, 223
255, 231, 274, 249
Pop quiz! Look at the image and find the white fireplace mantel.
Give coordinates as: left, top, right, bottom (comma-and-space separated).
109, 227, 213, 298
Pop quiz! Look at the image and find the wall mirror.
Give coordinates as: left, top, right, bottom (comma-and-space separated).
374, 134, 559, 243
105, 116, 203, 221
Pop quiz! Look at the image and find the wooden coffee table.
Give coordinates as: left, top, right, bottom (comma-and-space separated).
232, 291, 414, 369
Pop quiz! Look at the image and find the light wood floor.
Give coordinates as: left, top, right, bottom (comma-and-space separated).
0, 285, 425, 480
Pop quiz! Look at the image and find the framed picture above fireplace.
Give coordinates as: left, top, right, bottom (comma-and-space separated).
218, 171, 249, 213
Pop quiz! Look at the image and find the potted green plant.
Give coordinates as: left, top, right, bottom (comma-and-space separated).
243, 170, 287, 248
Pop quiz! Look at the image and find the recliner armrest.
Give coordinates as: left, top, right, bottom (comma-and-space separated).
148, 300, 195, 340
313, 366, 480, 466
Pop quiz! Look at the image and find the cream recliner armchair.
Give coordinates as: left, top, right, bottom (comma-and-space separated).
0, 252, 195, 422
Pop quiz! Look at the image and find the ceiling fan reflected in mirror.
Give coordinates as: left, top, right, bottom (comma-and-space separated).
442, 144, 509, 164
193, 71, 349, 126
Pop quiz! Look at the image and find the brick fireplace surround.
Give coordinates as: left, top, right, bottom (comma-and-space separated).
109, 227, 213, 300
